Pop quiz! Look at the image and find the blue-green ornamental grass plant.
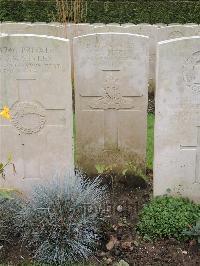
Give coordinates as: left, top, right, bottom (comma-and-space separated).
16, 171, 107, 264
0, 192, 23, 245
137, 196, 200, 241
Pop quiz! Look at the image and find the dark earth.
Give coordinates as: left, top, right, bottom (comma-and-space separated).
94, 172, 200, 266
1, 171, 200, 265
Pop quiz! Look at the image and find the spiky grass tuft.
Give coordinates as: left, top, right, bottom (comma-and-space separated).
0, 192, 23, 245
17, 171, 107, 264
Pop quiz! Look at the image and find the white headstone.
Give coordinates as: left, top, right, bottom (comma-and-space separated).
138, 23, 151, 26
68, 23, 94, 38
125, 25, 158, 91
0, 23, 32, 34
94, 25, 125, 33
154, 36, 200, 202
49, 22, 62, 26
0, 23, 67, 38
31, 22, 48, 24
155, 23, 166, 27
0, 34, 73, 191
107, 23, 120, 26
195, 26, 200, 36
187, 23, 198, 27
69, 24, 95, 78
92, 23, 105, 26
168, 23, 182, 26
74, 33, 149, 175
157, 25, 196, 42
27, 24, 67, 38
122, 23, 135, 27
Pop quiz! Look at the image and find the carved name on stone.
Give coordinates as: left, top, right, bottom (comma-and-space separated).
0, 46, 62, 73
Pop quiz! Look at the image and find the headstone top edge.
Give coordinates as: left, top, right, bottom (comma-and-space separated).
73, 32, 150, 40
0, 34, 70, 42
158, 36, 200, 46
165, 25, 196, 29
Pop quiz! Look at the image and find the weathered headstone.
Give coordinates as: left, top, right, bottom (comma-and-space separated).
27, 24, 67, 38
122, 23, 135, 27
154, 36, 200, 202
155, 23, 166, 28
92, 23, 105, 26
168, 23, 182, 26
157, 25, 196, 42
125, 24, 158, 91
0, 23, 67, 38
49, 22, 62, 26
0, 34, 73, 191
68, 24, 95, 77
107, 23, 121, 26
195, 26, 200, 36
74, 33, 149, 175
94, 25, 125, 33
68, 23, 94, 38
31, 22, 48, 24
138, 23, 151, 26
0, 23, 32, 34
187, 23, 198, 27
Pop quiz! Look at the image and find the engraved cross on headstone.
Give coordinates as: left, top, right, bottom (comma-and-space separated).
180, 126, 200, 183
89, 70, 142, 150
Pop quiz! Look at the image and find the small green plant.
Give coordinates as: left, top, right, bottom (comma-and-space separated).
183, 220, 200, 244
95, 164, 108, 174
95, 164, 114, 174
122, 162, 147, 181
0, 154, 16, 180
137, 196, 200, 240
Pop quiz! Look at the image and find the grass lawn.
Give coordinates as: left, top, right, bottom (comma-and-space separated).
147, 113, 155, 170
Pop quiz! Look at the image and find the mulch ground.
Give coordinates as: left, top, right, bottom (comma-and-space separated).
1, 172, 200, 265
93, 172, 200, 265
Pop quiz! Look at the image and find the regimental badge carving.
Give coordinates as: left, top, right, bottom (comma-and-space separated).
90, 73, 135, 110
183, 51, 200, 94
11, 101, 46, 134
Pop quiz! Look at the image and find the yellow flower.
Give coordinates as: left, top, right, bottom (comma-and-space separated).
0, 106, 11, 120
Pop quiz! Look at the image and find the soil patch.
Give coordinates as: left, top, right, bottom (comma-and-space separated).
95, 172, 200, 265
1, 172, 200, 265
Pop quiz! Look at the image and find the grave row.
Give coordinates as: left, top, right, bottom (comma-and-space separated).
1, 22, 200, 90
0, 25, 200, 203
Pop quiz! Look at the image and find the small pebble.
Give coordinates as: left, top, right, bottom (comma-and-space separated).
99, 251, 106, 257
106, 258, 113, 264
117, 260, 129, 266
117, 205, 123, 212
